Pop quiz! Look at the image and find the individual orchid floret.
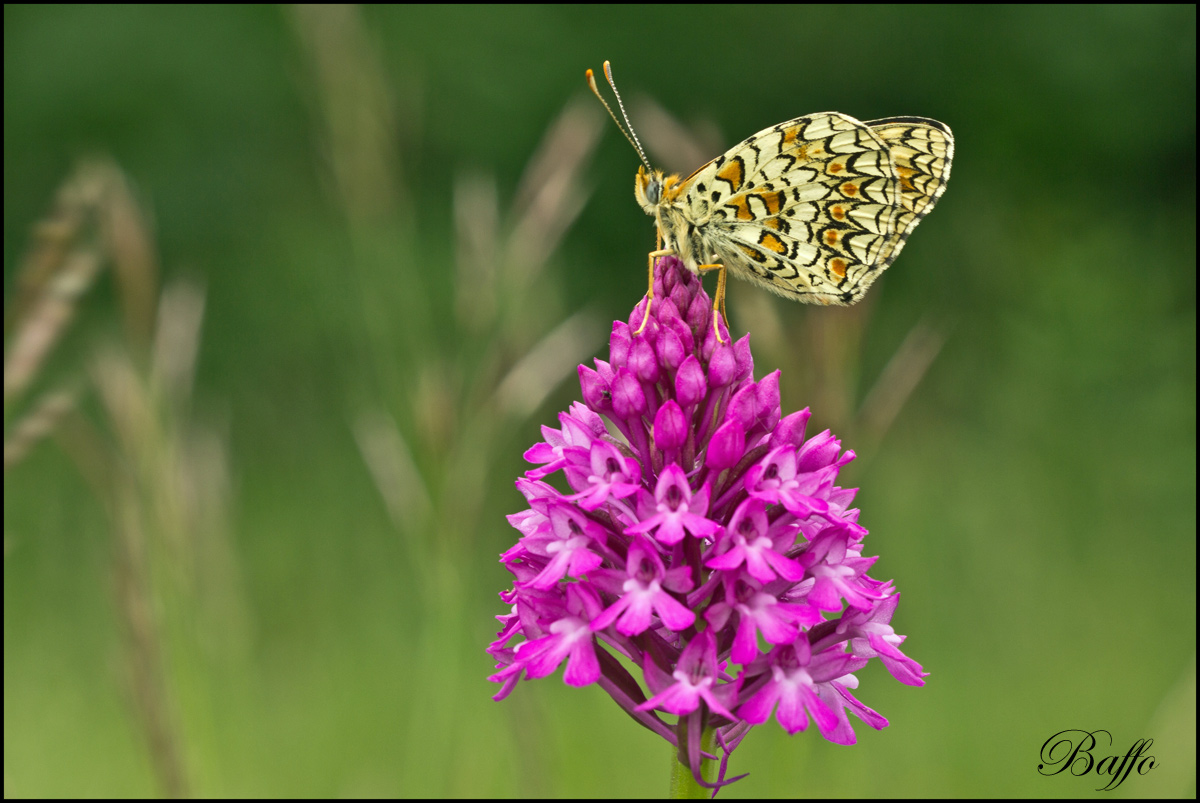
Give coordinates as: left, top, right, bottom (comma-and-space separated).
565, 439, 642, 511
705, 498, 806, 584
520, 502, 605, 590
624, 463, 721, 546
488, 583, 605, 692
744, 445, 833, 519
589, 536, 695, 636
737, 639, 865, 738
706, 577, 823, 665
636, 629, 739, 720
827, 594, 929, 686
522, 402, 608, 480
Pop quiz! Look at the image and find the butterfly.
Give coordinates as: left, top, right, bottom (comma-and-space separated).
586, 62, 954, 342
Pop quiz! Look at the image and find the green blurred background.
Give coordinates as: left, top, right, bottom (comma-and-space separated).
4, 4, 1195, 797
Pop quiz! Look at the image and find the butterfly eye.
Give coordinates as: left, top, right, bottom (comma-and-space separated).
645, 176, 662, 205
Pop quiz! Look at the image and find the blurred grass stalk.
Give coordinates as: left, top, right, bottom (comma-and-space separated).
290, 5, 605, 792
4, 160, 244, 797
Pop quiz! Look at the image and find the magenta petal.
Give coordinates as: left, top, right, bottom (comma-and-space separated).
609, 321, 632, 367
757, 611, 799, 646
578, 364, 610, 413
731, 616, 760, 664
706, 420, 746, 470
733, 333, 753, 382
707, 340, 738, 388
756, 370, 781, 430
611, 369, 647, 419
681, 512, 722, 540
616, 594, 655, 635
674, 354, 707, 407
775, 686, 813, 734
656, 684, 703, 716
765, 550, 807, 582
524, 442, 558, 463
802, 686, 841, 735
706, 545, 746, 571
743, 549, 777, 585
563, 638, 600, 687
770, 408, 811, 450
653, 400, 687, 451
655, 327, 686, 371
652, 591, 696, 631
796, 430, 840, 472
630, 336, 660, 382
622, 513, 662, 535
738, 682, 779, 725
685, 290, 710, 332
727, 384, 758, 431
699, 685, 739, 721
521, 640, 566, 680
654, 517, 687, 546
588, 596, 628, 633
704, 600, 732, 631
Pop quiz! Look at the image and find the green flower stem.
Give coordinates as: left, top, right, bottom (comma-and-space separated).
669, 721, 715, 798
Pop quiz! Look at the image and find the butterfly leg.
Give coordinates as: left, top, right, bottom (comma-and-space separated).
697, 262, 728, 344
636, 247, 674, 334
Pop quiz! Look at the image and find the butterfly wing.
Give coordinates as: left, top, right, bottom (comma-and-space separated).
677, 112, 951, 305
863, 116, 955, 267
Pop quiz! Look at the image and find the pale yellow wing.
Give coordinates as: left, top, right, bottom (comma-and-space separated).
863, 116, 954, 267
676, 112, 952, 305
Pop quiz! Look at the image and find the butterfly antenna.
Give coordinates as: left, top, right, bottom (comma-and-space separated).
586, 61, 654, 172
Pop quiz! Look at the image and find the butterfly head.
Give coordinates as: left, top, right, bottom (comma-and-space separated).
634, 166, 682, 216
